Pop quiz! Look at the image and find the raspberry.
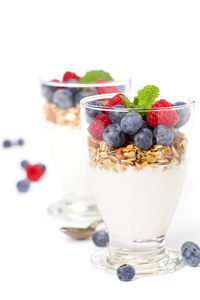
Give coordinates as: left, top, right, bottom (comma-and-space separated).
51, 79, 63, 89
105, 94, 125, 114
26, 165, 44, 182
147, 99, 179, 128
96, 80, 119, 94
51, 79, 60, 83
63, 71, 80, 82
88, 114, 112, 140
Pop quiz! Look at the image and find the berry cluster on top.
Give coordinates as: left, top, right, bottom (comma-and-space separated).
41, 70, 122, 111
87, 85, 190, 151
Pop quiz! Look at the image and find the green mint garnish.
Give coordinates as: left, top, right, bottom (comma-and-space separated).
120, 85, 159, 116
79, 70, 113, 83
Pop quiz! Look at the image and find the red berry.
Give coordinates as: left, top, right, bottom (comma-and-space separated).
96, 79, 119, 94
105, 94, 125, 114
51, 79, 63, 89
88, 114, 112, 140
147, 99, 179, 128
51, 79, 60, 83
26, 165, 44, 182
63, 71, 80, 82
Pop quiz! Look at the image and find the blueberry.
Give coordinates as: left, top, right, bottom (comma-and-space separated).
174, 101, 190, 127
38, 163, 46, 172
181, 242, 200, 267
18, 139, 24, 146
120, 112, 143, 135
86, 101, 105, 123
153, 125, 175, 146
92, 230, 109, 247
172, 127, 177, 140
75, 91, 88, 105
17, 179, 30, 193
109, 105, 126, 123
75, 88, 97, 106
134, 128, 153, 150
3, 140, 12, 148
64, 79, 80, 95
117, 85, 126, 93
52, 89, 73, 109
21, 160, 30, 168
117, 264, 135, 282
103, 124, 126, 148
41, 84, 56, 100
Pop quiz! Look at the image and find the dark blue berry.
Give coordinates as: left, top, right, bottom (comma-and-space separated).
181, 242, 200, 267
120, 112, 143, 135
75, 88, 97, 106
103, 124, 126, 148
86, 101, 105, 123
109, 105, 126, 123
41, 84, 56, 100
117, 264, 135, 282
21, 160, 30, 168
75, 91, 88, 105
174, 101, 190, 127
172, 127, 177, 140
92, 230, 109, 247
18, 139, 24, 146
117, 85, 126, 93
153, 125, 175, 146
134, 128, 153, 150
17, 179, 30, 193
3, 140, 12, 148
38, 164, 46, 172
64, 79, 80, 95
52, 89, 73, 109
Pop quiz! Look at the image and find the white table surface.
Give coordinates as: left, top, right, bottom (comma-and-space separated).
0, 94, 199, 300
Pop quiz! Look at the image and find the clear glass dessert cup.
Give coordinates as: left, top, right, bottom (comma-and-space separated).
40, 79, 131, 220
81, 93, 195, 276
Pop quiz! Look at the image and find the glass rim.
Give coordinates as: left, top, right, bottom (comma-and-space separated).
81, 93, 195, 112
39, 79, 130, 88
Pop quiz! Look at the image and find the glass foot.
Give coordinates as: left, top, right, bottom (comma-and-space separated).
48, 195, 100, 221
91, 238, 185, 277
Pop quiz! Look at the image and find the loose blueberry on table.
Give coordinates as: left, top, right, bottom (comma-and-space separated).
92, 230, 109, 247
181, 241, 200, 267
117, 264, 136, 282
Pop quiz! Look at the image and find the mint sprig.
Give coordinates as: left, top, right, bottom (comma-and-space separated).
79, 70, 113, 83
120, 85, 159, 115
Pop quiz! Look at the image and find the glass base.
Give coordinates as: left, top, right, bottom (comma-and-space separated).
48, 195, 100, 221
91, 237, 185, 277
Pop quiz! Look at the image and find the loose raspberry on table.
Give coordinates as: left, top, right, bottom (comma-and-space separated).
26, 165, 44, 182
88, 114, 112, 140
96, 80, 119, 94
147, 99, 179, 127
63, 71, 80, 82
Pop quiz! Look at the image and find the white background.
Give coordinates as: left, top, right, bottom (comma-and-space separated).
0, 0, 200, 299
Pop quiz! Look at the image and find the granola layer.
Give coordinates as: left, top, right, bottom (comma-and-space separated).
44, 102, 80, 128
88, 131, 187, 172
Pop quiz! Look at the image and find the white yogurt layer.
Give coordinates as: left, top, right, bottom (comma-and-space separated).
45, 121, 92, 199
89, 162, 187, 241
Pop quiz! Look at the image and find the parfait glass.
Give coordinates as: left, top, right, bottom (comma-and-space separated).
40, 79, 131, 220
81, 93, 195, 276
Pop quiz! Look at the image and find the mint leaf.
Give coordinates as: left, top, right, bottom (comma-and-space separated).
120, 95, 134, 108
137, 85, 159, 109
79, 70, 113, 83
120, 85, 159, 116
